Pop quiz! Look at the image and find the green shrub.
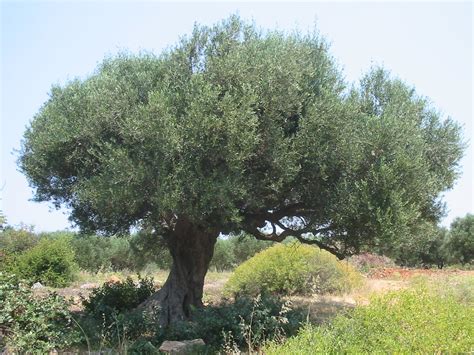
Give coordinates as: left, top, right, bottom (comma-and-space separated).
83, 275, 156, 322
70, 234, 114, 272
79, 276, 158, 350
156, 294, 306, 352
78, 306, 160, 351
0, 272, 81, 353
265, 286, 474, 354
224, 243, 362, 297
80, 286, 304, 352
12, 237, 77, 287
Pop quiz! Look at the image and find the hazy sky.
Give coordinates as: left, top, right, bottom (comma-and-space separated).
1, 1, 472, 232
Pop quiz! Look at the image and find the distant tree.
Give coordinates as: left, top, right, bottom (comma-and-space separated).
0, 225, 38, 255
419, 226, 450, 269
377, 223, 449, 268
448, 214, 474, 265
0, 210, 6, 230
209, 237, 236, 271
231, 233, 273, 265
19, 16, 464, 324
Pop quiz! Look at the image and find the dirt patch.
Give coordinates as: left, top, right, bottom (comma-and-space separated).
368, 267, 474, 280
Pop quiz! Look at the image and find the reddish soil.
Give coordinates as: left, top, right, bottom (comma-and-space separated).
368, 267, 474, 279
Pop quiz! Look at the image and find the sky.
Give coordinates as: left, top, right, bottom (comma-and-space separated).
1, 1, 473, 232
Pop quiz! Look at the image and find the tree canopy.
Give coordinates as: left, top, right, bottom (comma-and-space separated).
20, 16, 464, 259
448, 214, 474, 265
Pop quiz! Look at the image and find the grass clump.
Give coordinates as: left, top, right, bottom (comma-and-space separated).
265, 284, 474, 354
224, 243, 362, 297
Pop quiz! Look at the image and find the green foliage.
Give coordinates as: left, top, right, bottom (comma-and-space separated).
79, 291, 304, 352
210, 238, 236, 271
70, 234, 118, 272
0, 272, 81, 352
11, 237, 77, 287
0, 226, 38, 254
0, 210, 6, 230
128, 230, 172, 270
19, 15, 464, 258
79, 275, 157, 350
78, 306, 160, 352
82, 275, 156, 322
210, 233, 273, 271
224, 243, 362, 297
375, 222, 451, 268
71, 233, 171, 272
266, 285, 474, 354
232, 233, 273, 265
157, 294, 305, 352
448, 214, 474, 265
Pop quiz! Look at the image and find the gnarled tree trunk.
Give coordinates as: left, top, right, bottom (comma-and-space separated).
141, 217, 218, 326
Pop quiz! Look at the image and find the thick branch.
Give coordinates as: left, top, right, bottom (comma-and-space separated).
293, 235, 346, 260
245, 219, 345, 260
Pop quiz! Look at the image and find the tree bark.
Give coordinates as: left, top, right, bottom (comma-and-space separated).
141, 217, 218, 326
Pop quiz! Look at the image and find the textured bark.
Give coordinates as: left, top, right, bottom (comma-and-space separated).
141, 218, 218, 325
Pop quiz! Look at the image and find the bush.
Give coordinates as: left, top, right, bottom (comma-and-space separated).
157, 294, 306, 352
11, 237, 77, 287
0, 273, 81, 353
349, 253, 396, 273
224, 243, 362, 297
80, 281, 304, 352
128, 231, 172, 270
83, 275, 156, 322
265, 285, 474, 354
79, 275, 157, 350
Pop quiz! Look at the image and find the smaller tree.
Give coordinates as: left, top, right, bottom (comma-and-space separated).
448, 214, 474, 265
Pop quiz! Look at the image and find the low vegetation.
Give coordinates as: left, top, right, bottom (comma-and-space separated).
0, 215, 472, 353
4, 237, 77, 287
266, 278, 474, 354
225, 243, 363, 297
0, 273, 81, 353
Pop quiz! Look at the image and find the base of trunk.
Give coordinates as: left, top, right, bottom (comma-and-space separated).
140, 218, 217, 325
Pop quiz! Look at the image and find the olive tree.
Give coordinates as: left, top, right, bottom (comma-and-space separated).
19, 16, 464, 324
448, 214, 474, 265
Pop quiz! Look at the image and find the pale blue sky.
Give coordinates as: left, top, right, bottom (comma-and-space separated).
1, 1, 472, 231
